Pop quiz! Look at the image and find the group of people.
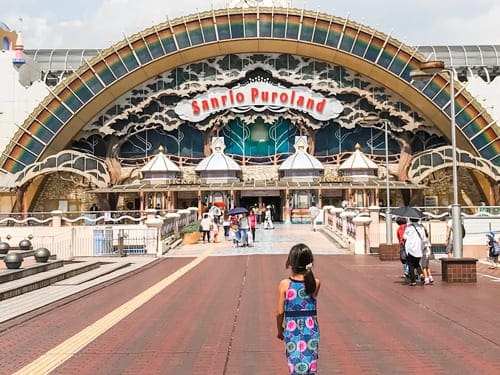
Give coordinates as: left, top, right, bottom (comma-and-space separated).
397, 217, 434, 286
201, 206, 268, 247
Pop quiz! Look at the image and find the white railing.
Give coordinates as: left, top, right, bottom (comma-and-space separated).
0, 208, 199, 259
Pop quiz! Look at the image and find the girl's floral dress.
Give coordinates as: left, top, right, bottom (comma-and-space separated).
283, 278, 320, 375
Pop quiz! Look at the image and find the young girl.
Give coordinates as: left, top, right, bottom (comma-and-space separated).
276, 243, 321, 375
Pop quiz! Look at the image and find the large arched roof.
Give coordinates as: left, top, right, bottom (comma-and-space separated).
2, 6, 499, 173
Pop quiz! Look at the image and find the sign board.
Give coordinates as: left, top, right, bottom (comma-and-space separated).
174, 80, 343, 122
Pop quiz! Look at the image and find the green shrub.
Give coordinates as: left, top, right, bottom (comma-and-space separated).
180, 220, 201, 235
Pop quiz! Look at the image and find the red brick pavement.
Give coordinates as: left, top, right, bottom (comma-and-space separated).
1, 226, 500, 374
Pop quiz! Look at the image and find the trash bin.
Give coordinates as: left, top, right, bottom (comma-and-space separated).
93, 227, 113, 255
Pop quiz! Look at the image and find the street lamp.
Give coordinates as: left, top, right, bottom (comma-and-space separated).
360, 115, 392, 244
410, 61, 463, 257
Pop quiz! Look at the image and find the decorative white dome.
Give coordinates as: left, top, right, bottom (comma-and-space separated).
140, 145, 180, 174
339, 143, 379, 171
195, 137, 241, 172
279, 136, 324, 171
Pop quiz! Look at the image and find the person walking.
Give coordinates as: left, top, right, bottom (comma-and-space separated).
238, 212, 250, 247
403, 217, 427, 286
264, 205, 274, 229
200, 213, 213, 243
396, 217, 409, 279
421, 226, 434, 285
486, 232, 499, 269
309, 202, 320, 231
276, 243, 321, 375
222, 215, 231, 241
249, 210, 257, 244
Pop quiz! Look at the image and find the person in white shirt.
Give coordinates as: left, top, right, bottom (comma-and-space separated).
403, 218, 427, 286
309, 202, 320, 231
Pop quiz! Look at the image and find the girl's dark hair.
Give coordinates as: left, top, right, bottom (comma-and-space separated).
286, 243, 317, 296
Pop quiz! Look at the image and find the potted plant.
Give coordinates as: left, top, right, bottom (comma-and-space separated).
180, 220, 202, 245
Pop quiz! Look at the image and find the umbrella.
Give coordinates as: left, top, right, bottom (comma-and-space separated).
228, 207, 248, 216
213, 201, 226, 208
391, 206, 424, 219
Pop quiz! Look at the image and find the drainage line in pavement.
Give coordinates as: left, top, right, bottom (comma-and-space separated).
223, 255, 250, 375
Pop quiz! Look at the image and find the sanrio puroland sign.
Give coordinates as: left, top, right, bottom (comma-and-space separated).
174, 81, 343, 122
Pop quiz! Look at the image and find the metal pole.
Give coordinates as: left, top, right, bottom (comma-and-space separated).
384, 120, 392, 244
449, 69, 463, 257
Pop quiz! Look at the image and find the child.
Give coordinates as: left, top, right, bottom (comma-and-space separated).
211, 222, 219, 243
486, 232, 499, 269
276, 243, 321, 375
421, 242, 434, 285
231, 224, 240, 248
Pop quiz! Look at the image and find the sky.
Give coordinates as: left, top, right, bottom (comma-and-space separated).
2, 0, 500, 49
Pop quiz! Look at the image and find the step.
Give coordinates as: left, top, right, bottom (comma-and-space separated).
0, 260, 64, 283
0, 261, 101, 301
53, 262, 130, 285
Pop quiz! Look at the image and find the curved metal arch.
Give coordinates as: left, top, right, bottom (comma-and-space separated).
408, 146, 500, 184
2, 6, 498, 174
14, 150, 109, 188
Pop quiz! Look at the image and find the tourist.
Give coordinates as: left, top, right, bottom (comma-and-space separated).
264, 205, 274, 229
309, 202, 320, 231
249, 210, 257, 243
403, 218, 427, 286
222, 215, 231, 241
276, 243, 321, 375
486, 232, 499, 269
396, 216, 409, 279
200, 213, 213, 243
238, 212, 250, 247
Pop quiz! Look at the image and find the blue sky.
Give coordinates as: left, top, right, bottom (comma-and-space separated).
2, 0, 500, 49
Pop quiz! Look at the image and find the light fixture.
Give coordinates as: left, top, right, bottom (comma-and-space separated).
410, 60, 462, 257
250, 118, 269, 142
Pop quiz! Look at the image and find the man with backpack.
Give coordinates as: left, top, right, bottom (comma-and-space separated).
403, 217, 428, 286
487, 232, 500, 269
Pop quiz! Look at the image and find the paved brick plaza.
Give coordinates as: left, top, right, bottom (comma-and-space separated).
1, 224, 500, 374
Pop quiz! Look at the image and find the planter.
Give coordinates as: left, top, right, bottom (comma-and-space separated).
0, 242, 9, 255
34, 247, 51, 263
19, 239, 32, 251
182, 232, 201, 245
4, 252, 23, 269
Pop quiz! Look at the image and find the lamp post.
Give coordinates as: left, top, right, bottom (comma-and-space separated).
360, 115, 392, 244
410, 61, 462, 257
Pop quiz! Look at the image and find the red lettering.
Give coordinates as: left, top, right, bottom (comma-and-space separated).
316, 99, 326, 113
296, 96, 305, 107
201, 99, 210, 111
191, 100, 200, 115
251, 88, 259, 102
210, 97, 220, 109
271, 92, 278, 102
221, 95, 228, 106
235, 92, 245, 102
280, 92, 288, 103
306, 98, 315, 110
229, 89, 234, 104
261, 91, 269, 102
290, 90, 296, 105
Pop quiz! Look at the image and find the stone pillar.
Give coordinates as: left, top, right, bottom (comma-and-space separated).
368, 205, 381, 250
51, 210, 63, 227
440, 258, 478, 283
166, 213, 181, 239
352, 216, 372, 254
144, 215, 164, 257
